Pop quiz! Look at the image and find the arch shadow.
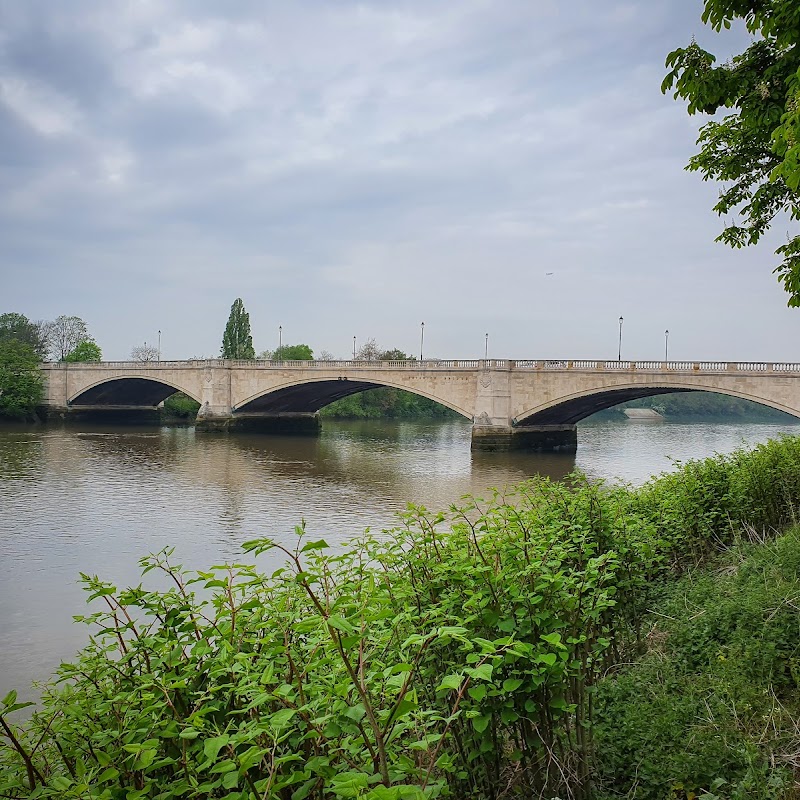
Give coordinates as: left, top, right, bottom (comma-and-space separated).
514, 384, 800, 426
234, 377, 473, 419
70, 376, 202, 407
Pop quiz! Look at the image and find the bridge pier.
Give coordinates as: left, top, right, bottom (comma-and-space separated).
471, 424, 577, 453
195, 412, 321, 435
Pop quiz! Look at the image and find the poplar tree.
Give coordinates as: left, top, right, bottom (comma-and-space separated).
221, 298, 255, 359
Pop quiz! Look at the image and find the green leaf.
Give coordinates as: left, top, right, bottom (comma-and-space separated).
301, 539, 330, 552
270, 708, 296, 729
467, 663, 493, 682
179, 727, 201, 739
541, 632, 562, 646
344, 703, 366, 722
471, 714, 491, 733
327, 615, 356, 635
468, 684, 487, 702
222, 769, 239, 789
203, 734, 230, 761
502, 678, 524, 692
438, 673, 463, 691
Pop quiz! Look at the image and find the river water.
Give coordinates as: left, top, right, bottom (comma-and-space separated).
1, 417, 799, 701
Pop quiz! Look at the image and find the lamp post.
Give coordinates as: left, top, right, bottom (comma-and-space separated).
664, 329, 669, 362
158, 330, 161, 362
485, 332, 489, 360
353, 336, 356, 360
618, 316, 624, 361
420, 322, 425, 361
278, 325, 282, 359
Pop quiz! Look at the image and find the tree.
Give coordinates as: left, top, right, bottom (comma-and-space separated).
271, 344, 314, 361
0, 313, 49, 360
379, 348, 413, 361
662, 1, 800, 305
356, 338, 382, 361
65, 340, 102, 362
0, 340, 44, 418
130, 343, 159, 362
221, 298, 255, 359
316, 349, 336, 361
48, 316, 91, 361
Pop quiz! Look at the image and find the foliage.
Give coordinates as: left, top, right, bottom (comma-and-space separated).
268, 344, 314, 361
662, 1, 800, 304
593, 528, 800, 799
0, 340, 44, 418
48, 316, 91, 361
4, 437, 800, 797
0, 313, 49, 360
221, 299, 255, 360
130, 343, 160, 362
161, 392, 201, 419
64, 340, 102, 363
322, 389, 460, 420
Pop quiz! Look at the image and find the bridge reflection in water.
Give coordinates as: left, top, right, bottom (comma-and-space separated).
41, 359, 800, 452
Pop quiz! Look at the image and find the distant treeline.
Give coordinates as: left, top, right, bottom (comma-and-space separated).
595, 391, 798, 422
321, 388, 461, 420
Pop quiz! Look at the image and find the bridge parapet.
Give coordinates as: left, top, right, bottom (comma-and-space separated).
41, 358, 800, 374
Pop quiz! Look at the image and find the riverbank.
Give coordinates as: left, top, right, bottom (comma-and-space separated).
2, 435, 800, 798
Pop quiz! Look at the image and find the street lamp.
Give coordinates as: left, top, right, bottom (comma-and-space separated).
278, 325, 282, 359
485, 332, 489, 360
664, 329, 669, 362
618, 316, 624, 362
353, 336, 356, 360
420, 322, 425, 361
158, 330, 161, 362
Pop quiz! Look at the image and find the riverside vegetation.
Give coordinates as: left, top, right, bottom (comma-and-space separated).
2, 438, 800, 798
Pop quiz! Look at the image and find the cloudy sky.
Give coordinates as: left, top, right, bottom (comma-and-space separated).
1, 0, 797, 362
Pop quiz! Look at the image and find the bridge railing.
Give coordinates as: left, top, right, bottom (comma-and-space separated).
41, 359, 800, 373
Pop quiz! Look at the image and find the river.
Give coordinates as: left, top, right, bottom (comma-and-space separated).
1, 417, 798, 702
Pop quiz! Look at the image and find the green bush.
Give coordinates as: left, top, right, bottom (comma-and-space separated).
3, 437, 800, 798
162, 392, 201, 419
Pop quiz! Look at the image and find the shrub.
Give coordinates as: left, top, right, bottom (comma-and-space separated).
3, 437, 800, 798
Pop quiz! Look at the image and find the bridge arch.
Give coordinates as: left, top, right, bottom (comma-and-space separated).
234, 376, 473, 420
69, 375, 202, 407
513, 383, 800, 426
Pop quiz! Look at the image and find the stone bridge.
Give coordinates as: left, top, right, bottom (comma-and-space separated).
41, 359, 800, 451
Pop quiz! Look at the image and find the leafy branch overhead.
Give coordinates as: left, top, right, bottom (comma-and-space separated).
662, 0, 800, 304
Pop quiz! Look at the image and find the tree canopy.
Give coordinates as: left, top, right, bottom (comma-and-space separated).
0, 339, 44, 418
130, 343, 159, 362
662, 0, 800, 304
270, 344, 313, 361
221, 298, 255, 359
0, 313, 49, 360
48, 316, 92, 361
64, 340, 102, 363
